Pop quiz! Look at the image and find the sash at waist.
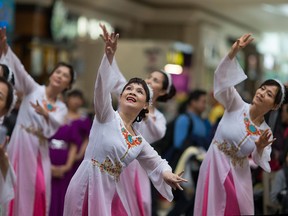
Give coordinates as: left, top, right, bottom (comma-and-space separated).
91, 156, 122, 181
213, 140, 247, 167
21, 125, 46, 145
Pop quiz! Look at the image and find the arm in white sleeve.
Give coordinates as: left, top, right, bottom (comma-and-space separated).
0, 47, 38, 94
94, 55, 122, 123
214, 55, 247, 112
252, 144, 272, 173
0, 163, 16, 204
136, 111, 167, 143
43, 103, 68, 138
137, 143, 173, 202
110, 58, 127, 96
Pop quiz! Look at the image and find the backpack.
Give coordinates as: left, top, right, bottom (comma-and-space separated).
152, 113, 193, 170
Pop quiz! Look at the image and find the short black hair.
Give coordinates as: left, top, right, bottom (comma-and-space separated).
187, 89, 207, 103
121, 77, 150, 123
67, 89, 84, 99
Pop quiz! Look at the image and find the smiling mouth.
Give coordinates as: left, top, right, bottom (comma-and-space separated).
256, 96, 262, 102
126, 96, 136, 103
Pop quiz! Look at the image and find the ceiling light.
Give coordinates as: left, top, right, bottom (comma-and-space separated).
164, 64, 183, 75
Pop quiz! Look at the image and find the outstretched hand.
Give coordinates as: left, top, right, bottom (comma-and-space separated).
99, 23, 119, 64
30, 100, 49, 120
228, 33, 254, 59
255, 128, 276, 154
163, 170, 188, 191
0, 27, 8, 57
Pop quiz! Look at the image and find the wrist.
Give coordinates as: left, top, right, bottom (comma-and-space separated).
228, 49, 238, 59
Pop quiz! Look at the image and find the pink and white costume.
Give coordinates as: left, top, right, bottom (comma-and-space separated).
110, 61, 167, 216
0, 163, 16, 215
1, 47, 67, 216
63, 55, 172, 216
194, 55, 272, 215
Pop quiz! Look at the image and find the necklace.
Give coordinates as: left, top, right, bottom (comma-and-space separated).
244, 113, 261, 136
42, 99, 57, 112
121, 125, 142, 149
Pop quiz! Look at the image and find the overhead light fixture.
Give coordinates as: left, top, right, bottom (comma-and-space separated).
262, 4, 288, 16
164, 64, 183, 75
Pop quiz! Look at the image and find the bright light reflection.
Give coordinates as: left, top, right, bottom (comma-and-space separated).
164, 64, 183, 75
77, 16, 88, 37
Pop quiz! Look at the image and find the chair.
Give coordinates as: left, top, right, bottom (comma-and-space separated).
262, 171, 282, 214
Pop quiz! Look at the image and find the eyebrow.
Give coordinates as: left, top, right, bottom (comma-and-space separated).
263, 86, 275, 96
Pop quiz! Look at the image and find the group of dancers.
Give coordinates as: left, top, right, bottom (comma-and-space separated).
0, 24, 287, 216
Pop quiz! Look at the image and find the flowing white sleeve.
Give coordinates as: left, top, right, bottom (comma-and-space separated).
110, 58, 127, 96
137, 143, 173, 202
214, 55, 247, 112
136, 111, 167, 143
0, 47, 38, 94
0, 163, 16, 204
43, 103, 68, 138
94, 55, 122, 123
252, 139, 272, 173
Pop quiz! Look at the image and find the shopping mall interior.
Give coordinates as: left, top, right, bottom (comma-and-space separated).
1, 0, 288, 215
2, 0, 288, 107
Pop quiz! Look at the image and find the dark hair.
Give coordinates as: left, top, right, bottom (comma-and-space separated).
0, 64, 15, 85
49, 62, 75, 91
187, 89, 207, 103
259, 79, 287, 107
178, 89, 207, 114
156, 70, 176, 102
0, 77, 14, 114
121, 77, 151, 123
66, 89, 84, 100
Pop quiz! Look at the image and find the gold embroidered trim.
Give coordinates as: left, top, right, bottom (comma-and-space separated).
214, 140, 247, 167
21, 125, 46, 146
91, 157, 122, 181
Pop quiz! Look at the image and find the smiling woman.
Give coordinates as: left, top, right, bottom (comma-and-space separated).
0, 77, 17, 214
193, 33, 287, 216
119, 78, 152, 123
0, 27, 76, 216
63, 26, 187, 216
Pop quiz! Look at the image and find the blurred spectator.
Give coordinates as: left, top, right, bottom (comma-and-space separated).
49, 89, 91, 216
270, 148, 288, 214
208, 91, 224, 126
167, 89, 211, 216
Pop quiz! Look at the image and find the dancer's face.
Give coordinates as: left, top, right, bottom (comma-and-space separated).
49, 66, 72, 91
252, 85, 279, 110
145, 71, 166, 100
120, 82, 148, 112
0, 82, 9, 116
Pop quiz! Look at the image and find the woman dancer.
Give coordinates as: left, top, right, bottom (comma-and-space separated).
0, 27, 75, 216
194, 33, 285, 215
64, 29, 186, 216
49, 89, 91, 216
0, 77, 17, 214
99, 25, 177, 216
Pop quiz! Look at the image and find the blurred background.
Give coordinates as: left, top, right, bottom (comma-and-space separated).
1, 0, 288, 115
2, 1, 288, 215
0, 0, 288, 115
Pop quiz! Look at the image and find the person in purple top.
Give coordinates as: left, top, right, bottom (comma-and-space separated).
49, 89, 91, 216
